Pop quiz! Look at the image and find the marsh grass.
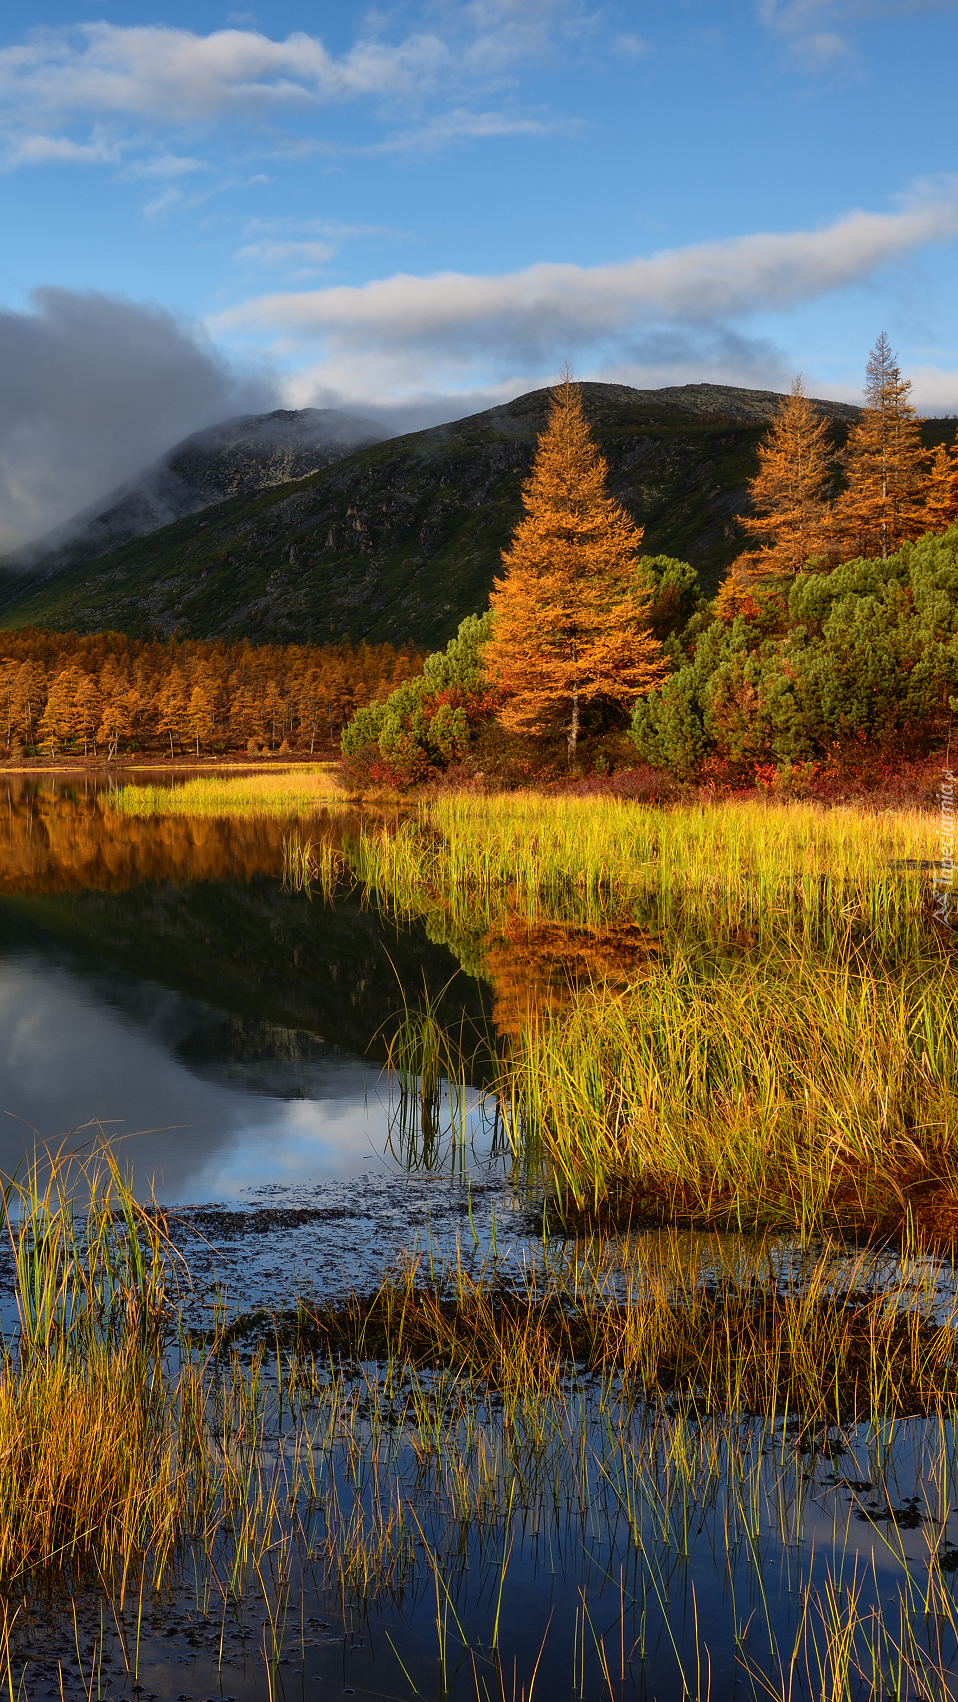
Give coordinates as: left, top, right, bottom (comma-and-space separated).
4, 1150, 958, 1698
501, 944, 958, 1236
345, 794, 958, 1235
281, 830, 348, 898
110, 766, 343, 818
242, 1236, 958, 1424
353, 795, 939, 954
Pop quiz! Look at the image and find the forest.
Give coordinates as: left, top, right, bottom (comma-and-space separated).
0, 630, 423, 760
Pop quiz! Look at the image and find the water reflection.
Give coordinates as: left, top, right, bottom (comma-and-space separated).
0, 777, 492, 1201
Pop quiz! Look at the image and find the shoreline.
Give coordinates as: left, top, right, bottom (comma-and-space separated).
0, 753, 343, 777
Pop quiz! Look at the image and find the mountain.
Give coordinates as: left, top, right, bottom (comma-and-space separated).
0, 382, 862, 650
2, 407, 386, 577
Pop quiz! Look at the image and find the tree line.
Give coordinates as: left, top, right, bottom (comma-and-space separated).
345, 342, 958, 787
0, 631, 423, 759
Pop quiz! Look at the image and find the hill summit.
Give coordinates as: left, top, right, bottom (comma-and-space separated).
4, 406, 385, 578
0, 382, 861, 650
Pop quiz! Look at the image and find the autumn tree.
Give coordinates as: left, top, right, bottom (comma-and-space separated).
735, 377, 832, 578
924, 433, 958, 533
74, 672, 102, 755
484, 376, 665, 759
831, 333, 928, 560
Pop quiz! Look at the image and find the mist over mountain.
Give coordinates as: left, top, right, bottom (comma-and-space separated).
3, 407, 387, 579
0, 382, 865, 650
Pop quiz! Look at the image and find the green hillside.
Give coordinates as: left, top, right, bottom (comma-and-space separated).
0, 381, 864, 651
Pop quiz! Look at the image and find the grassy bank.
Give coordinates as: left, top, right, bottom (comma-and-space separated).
347, 794, 957, 1235
109, 765, 343, 818
353, 793, 936, 945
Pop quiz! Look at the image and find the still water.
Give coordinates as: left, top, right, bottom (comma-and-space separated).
0, 774, 493, 1196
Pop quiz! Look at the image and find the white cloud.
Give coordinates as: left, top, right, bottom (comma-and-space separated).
128, 153, 207, 179
143, 186, 184, 218
0, 24, 443, 128
0, 11, 583, 169
370, 107, 560, 153
615, 33, 652, 56
214, 187, 958, 382
758, 0, 958, 67
7, 133, 120, 167
906, 365, 958, 414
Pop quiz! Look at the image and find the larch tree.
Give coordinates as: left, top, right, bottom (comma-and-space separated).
924, 433, 958, 533
735, 376, 832, 578
484, 376, 665, 760
831, 333, 929, 560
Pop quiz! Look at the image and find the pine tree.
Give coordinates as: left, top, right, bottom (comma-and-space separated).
831, 333, 928, 560
736, 376, 832, 577
924, 434, 958, 533
484, 376, 664, 759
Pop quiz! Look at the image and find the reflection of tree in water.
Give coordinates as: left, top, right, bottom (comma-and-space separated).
480, 918, 661, 1036
0, 779, 361, 896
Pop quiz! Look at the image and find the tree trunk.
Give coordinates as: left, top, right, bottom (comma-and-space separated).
567, 680, 579, 762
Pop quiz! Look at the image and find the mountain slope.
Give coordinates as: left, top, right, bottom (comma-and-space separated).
3, 407, 385, 577
0, 382, 861, 650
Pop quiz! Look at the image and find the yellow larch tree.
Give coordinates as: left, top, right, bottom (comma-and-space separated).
484, 376, 665, 760
924, 433, 958, 533
735, 376, 832, 579
830, 333, 929, 561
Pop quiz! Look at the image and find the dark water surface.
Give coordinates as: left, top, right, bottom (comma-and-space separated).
3, 775, 958, 1702
0, 775, 508, 1290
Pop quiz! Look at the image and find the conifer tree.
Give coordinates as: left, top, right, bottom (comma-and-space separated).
735, 377, 832, 578
831, 333, 928, 560
484, 376, 664, 759
924, 435, 958, 533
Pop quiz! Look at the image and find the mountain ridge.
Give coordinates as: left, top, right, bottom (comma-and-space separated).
0, 382, 865, 650
3, 406, 386, 579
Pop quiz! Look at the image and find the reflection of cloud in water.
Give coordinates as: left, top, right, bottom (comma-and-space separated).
0, 955, 392, 1202
186, 1094, 389, 1199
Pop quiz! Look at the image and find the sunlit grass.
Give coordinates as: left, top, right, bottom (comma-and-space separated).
353, 793, 937, 955
344, 793, 958, 1233
109, 765, 344, 818
499, 945, 958, 1234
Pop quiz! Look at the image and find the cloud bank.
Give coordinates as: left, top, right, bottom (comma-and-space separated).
0, 290, 274, 554
214, 187, 958, 409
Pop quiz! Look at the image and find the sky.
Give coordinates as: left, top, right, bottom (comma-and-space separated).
1, 0, 958, 549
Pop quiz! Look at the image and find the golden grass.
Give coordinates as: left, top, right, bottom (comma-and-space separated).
354, 793, 936, 952
272, 1235, 958, 1423
345, 793, 958, 1233
500, 946, 958, 1234
109, 765, 344, 818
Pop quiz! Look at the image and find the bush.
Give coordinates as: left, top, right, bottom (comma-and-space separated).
341, 613, 498, 789
631, 525, 958, 776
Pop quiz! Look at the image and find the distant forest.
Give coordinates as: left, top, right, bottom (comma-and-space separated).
0, 631, 424, 759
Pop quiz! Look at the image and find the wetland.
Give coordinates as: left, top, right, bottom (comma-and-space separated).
1, 771, 958, 1701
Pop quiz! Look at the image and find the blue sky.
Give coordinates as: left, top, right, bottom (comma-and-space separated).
1, 0, 957, 547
